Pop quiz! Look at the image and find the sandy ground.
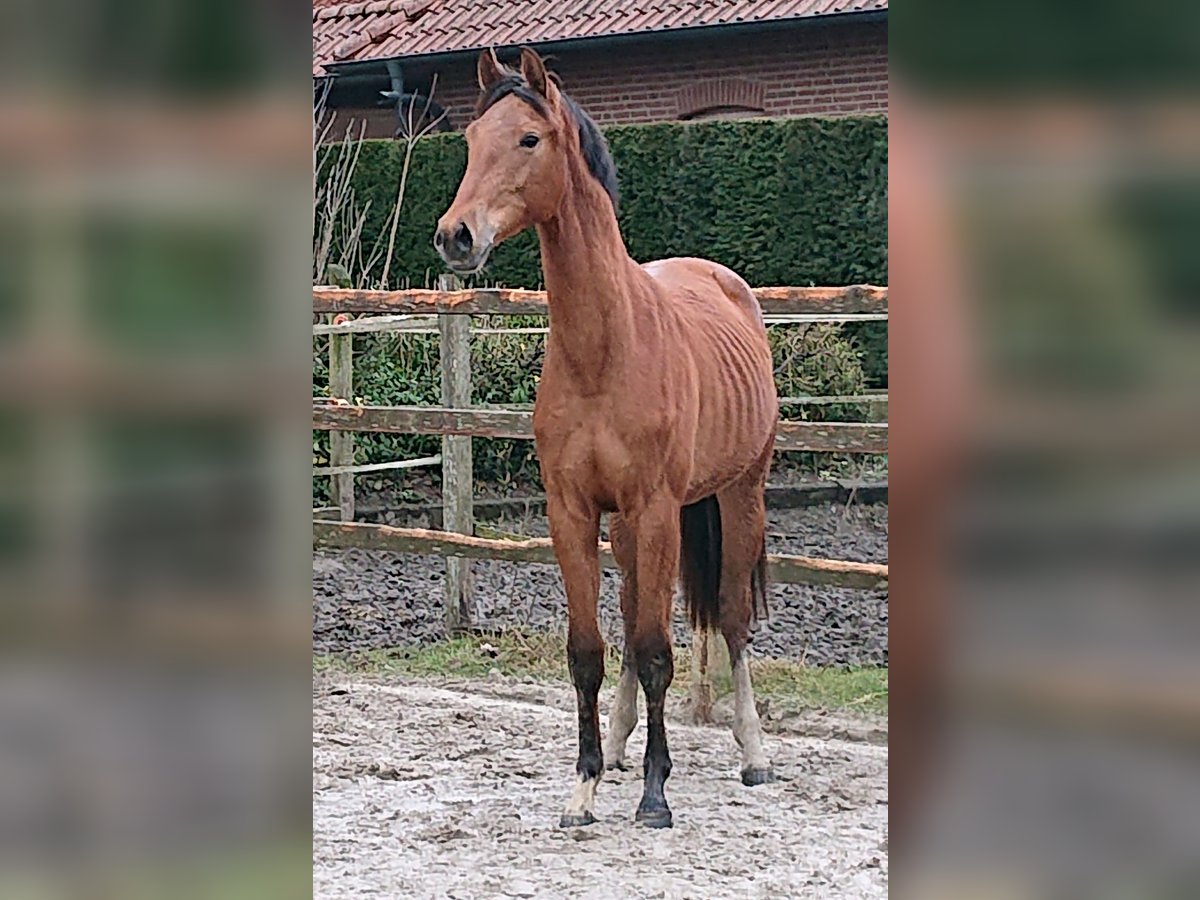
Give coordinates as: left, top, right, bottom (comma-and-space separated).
314, 673, 888, 899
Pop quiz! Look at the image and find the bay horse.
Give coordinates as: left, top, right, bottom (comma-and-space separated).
435, 47, 777, 829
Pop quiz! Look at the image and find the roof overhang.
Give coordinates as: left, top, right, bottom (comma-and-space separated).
319, 9, 887, 79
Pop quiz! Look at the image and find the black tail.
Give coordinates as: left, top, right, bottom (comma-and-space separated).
680, 496, 722, 631
680, 496, 770, 632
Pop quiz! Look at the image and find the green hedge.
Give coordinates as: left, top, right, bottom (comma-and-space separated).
329, 115, 886, 288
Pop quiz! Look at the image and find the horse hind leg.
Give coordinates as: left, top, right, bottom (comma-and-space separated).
602, 513, 639, 771
716, 473, 776, 787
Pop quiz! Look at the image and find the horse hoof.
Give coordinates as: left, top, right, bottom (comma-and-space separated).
558, 812, 596, 828
741, 766, 776, 786
634, 807, 673, 829
604, 758, 627, 772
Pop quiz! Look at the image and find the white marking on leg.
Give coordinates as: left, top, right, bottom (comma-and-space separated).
732, 654, 770, 773
602, 665, 639, 768
561, 772, 600, 819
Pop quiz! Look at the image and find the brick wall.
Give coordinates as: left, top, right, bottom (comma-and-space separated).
327, 19, 886, 140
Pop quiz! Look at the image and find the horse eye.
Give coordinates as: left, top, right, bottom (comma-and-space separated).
519, 133, 540, 148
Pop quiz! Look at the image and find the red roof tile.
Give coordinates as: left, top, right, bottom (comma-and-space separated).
314, 0, 887, 76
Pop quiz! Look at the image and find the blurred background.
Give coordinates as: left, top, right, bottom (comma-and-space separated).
891, 1, 1200, 896
3, 0, 1200, 895
0, 0, 313, 896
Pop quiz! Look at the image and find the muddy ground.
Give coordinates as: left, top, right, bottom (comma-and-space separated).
313, 672, 888, 899
314, 503, 888, 667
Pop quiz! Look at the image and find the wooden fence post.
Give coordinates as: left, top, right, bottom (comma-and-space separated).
438, 273, 474, 633
329, 328, 355, 521
688, 626, 731, 724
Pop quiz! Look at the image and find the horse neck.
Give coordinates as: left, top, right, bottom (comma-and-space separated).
535, 160, 637, 390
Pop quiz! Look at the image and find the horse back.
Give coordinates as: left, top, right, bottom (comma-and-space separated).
641, 257, 765, 330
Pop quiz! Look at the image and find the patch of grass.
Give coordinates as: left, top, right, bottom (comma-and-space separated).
315, 631, 887, 715
315, 630, 585, 682
748, 660, 887, 712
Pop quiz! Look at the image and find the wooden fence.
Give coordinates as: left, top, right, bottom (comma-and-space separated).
312, 283, 889, 633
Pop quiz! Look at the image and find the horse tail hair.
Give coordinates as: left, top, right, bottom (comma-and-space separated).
680, 495, 722, 632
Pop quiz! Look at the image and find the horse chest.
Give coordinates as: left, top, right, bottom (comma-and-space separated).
535, 411, 665, 509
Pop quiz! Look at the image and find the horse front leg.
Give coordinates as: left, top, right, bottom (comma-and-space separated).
630, 495, 681, 828
547, 493, 604, 828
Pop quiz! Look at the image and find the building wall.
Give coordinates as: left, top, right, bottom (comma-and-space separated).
325, 19, 886, 140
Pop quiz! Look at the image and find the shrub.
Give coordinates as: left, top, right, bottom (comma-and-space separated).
319, 116, 887, 293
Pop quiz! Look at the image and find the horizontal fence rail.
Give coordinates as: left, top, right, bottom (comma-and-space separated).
453, 395, 889, 410
313, 313, 890, 336
312, 454, 442, 478
313, 520, 889, 590
779, 393, 888, 407
313, 402, 888, 454
313, 284, 888, 317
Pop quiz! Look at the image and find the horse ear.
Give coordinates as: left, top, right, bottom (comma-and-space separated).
519, 47, 549, 96
477, 47, 504, 90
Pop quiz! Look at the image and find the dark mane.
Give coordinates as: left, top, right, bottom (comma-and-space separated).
477, 73, 549, 119
477, 71, 620, 214
561, 92, 620, 214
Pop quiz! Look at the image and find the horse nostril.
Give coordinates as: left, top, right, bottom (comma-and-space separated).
453, 222, 473, 255
434, 229, 445, 249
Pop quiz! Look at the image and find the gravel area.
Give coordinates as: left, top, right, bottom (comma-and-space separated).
314, 502, 887, 667
313, 672, 888, 899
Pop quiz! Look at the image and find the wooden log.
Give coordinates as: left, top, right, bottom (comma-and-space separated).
438, 273, 474, 634
314, 287, 548, 316
775, 420, 888, 454
751, 285, 888, 315
312, 314, 427, 335
311, 521, 888, 589
328, 330, 354, 522
765, 553, 888, 589
312, 403, 532, 439
314, 521, 594, 565
313, 285, 888, 317
312, 404, 888, 454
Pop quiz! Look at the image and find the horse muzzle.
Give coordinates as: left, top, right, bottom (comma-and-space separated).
434, 219, 494, 274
